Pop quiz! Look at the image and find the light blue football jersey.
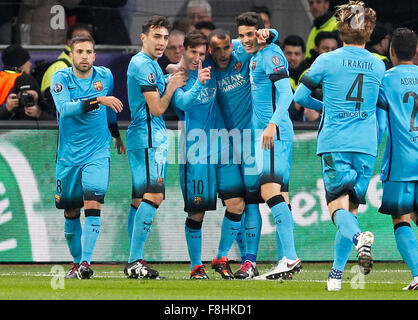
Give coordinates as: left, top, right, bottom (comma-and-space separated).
126, 51, 167, 151
172, 66, 227, 162
51, 66, 116, 167
300, 46, 386, 156
249, 42, 294, 141
213, 39, 253, 131
378, 64, 418, 181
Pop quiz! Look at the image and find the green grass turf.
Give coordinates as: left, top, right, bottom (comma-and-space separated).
0, 262, 416, 300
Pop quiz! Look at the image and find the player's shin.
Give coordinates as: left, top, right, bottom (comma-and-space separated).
394, 222, 418, 278
267, 195, 298, 261
128, 199, 158, 263
64, 215, 82, 264
81, 209, 101, 264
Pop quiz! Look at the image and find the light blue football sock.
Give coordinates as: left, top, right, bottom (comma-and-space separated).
128, 200, 157, 263
64, 216, 82, 264
332, 229, 353, 272
185, 218, 203, 270
127, 204, 137, 249
244, 204, 262, 263
235, 211, 247, 264
217, 211, 242, 259
269, 200, 298, 261
333, 209, 361, 245
81, 214, 101, 264
395, 223, 418, 277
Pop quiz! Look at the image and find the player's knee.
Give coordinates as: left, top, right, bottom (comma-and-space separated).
131, 198, 142, 208
144, 193, 164, 207
260, 183, 282, 202
64, 208, 81, 219
187, 212, 205, 223
225, 197, 245, 214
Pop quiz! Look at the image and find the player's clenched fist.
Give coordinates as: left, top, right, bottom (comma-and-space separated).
198, 60, 211, 84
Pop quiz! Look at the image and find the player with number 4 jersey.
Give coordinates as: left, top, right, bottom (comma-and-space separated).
294, 1, 385, 291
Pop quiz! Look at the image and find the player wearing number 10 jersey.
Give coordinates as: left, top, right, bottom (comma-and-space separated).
294, 1, 385, 291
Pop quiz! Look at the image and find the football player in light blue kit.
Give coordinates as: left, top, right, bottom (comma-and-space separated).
171, 30, 246, 280
294, 1, 385, 291
51, 35, 125, 279
236, 12, 302, 280
208, 27, 278, 279
124, 15, 186, 280
376, 27, 418, 291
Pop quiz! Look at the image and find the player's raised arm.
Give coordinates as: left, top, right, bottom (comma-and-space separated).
171, 60, 210, 111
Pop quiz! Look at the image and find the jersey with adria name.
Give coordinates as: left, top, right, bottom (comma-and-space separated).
126, 51, 168, 151
379, 64, 418, 181
250, 43, 293, 140
214, 39, 252, 131
302, 46, 385, 156
51, 66, 114, 167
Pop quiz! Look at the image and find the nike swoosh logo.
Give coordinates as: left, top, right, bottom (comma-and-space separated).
231, 227, 240, 230
91, 224, 100, 227
144, 222, 152, 226
245, 227, 256, 230
287, 260, 300, 269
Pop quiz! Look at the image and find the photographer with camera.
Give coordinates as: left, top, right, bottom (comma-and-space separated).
0, 44, 54, 120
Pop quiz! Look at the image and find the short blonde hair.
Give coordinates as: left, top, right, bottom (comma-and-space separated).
336, 1, 376, 45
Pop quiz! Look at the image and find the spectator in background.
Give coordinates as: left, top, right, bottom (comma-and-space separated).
366, 22, 392, 70
250, 5, 272, 28
40, 23, 93, 112
297, 31, 340, 122
305, 0, 338, 59
157, 29, 185, 122
17, 0, 80, 45
158, 30, 185, 74
173, 18, 195, 35
195, 21, 216, 37
0, 0, 20, 44
70, 0, 131, 45
187, 0, 212, 24
282, 35, 306, 122
0, 45, 54, 120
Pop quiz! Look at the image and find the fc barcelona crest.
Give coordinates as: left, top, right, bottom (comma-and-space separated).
234, 61, 242, 71
194, 196, 202, 205
93, 81, 103, 91
252, 60, 257, 70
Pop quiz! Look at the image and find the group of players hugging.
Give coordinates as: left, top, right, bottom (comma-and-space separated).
50, 1, 417, 291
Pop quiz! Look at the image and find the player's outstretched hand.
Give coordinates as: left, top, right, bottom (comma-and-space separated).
198, 60, 211, 84
113, 136, 126, 154
167, 71, 187, 89
256, 28, 271, 45
97, 96, 123, 113
261, 123, 276, 150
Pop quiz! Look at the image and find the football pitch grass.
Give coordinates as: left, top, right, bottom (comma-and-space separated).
0, 262, 416, 300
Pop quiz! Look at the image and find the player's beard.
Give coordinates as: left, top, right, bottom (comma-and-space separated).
74, 61, 93, 74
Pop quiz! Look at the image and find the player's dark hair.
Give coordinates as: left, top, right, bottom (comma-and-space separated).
208, 28, 231, 43
250, 5, 271, 18
184, 29, 208, 49
195, 21, 216, 31
236, 11, 265, 29
142, 15, 172, 35
66, 23, 93, 40
391, 27, 417, 61
314, 31, 341, 47
70, 35, 95, 51
283, 35, 306, 53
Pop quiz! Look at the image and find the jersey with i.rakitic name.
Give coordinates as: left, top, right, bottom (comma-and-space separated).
126, 51, 168, 151
300, 46, 385, 156
51, 66, 116, 167
378, 64, 418, 181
